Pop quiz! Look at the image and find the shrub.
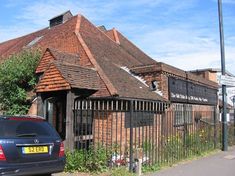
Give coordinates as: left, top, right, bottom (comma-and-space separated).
64, 150, 86, 172
111, 167, 135, 176
0, 49, 41, 114
65, 146, 110, 173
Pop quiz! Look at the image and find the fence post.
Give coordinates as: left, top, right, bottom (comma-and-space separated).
183, 104, 188, 154
129, 100, 134, 172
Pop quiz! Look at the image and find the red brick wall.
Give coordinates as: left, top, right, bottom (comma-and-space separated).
93, 111, 164, 154
137, 72, 169, 100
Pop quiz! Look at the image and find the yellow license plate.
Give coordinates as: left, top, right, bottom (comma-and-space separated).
22, 146, 48, 154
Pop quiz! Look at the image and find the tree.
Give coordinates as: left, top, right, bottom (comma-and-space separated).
0, 49, 41, 115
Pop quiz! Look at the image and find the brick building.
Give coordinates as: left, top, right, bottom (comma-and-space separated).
190, 68, 234, 120
0, 11, 218, 150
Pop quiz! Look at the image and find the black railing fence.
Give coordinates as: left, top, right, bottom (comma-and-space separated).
73, 98, 234, 171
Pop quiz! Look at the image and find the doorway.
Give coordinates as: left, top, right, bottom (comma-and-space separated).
45, 96, 66, 140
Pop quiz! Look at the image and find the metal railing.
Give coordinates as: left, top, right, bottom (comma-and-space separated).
73, 98, 221, 171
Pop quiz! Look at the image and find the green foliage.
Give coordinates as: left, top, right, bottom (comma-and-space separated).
142, 140, 153, 154
227, 124, 235, 146
64, 149, 86, 172
111, 167, 135, 176
161, 128, 215, 164
65, 146, 110, 173
0, 50, 41, 115
142, 163, 160, 173
86, 146, 110, 172
218, 123, 235, 147
163, 135, 184, 162
142, 127, 217, 174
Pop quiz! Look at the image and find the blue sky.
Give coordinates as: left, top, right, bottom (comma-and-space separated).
0, 0, 235, 74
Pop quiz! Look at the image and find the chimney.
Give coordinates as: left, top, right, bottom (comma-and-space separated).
49, 10, 73, 28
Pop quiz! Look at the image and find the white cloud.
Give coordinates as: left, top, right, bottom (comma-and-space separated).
132, 20, 235, 74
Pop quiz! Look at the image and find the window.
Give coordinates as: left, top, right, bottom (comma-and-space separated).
0, 120, 59, 138
150, 80, 158, 91
174, 104, 193, 126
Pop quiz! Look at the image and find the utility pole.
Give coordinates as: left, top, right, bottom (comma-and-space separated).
218, 0, 228, 151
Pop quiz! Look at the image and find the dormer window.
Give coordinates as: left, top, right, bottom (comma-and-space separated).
49, 10, 73, 28
150, 80, 158, 91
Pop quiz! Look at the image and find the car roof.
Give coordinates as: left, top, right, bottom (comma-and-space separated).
0, 115, 46, 121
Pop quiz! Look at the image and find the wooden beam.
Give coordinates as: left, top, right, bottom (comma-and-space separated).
37, 93, 44, 117
65, 90, 75, 150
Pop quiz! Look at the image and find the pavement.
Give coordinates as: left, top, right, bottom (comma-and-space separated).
149, 146, 235, 176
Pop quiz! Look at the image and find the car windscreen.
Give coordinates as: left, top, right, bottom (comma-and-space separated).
0, 120, 60, 138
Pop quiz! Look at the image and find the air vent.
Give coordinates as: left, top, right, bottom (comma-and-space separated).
49, 10, 73, 28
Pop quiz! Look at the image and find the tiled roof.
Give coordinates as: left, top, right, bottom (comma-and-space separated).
36, 62, 71, 92
0, 28, 48, 60
36, 61, 100, 92
105, 28, 156, 66
36, 48, 79, 73
77, 15, 164, 100
54, 62, 100, 90
0, 15, 81, 61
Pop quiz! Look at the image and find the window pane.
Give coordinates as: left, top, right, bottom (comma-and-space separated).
0, 121, 58, 138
